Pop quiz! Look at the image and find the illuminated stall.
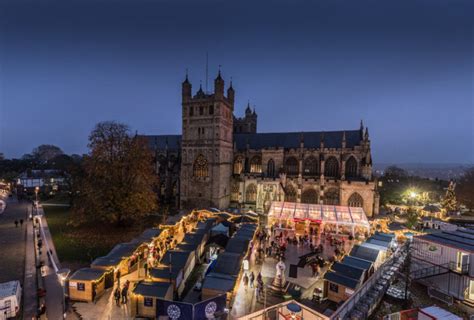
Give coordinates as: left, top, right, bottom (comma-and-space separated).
267, 201, 370, 237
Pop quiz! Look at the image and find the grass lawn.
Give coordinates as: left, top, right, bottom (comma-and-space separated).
43, 205, 163, 270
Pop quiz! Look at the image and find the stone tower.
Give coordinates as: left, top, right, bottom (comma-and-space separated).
180, 71, 234, 209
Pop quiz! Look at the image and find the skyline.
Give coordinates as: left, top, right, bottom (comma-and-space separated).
0, 0, 473, 164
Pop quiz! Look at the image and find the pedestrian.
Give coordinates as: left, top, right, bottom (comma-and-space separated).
114, 287, 121, 306
116, 269, 121, 287
14, 220, 18, 227
249, 271, 255, 288
20, 219, 24, 227
121, 285, 128, 304
243, 273, 249, 291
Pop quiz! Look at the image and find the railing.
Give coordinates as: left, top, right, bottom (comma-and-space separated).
411, 263, 450, 280
330, 242, 409, 320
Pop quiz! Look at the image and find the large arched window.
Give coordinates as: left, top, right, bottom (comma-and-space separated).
250, 156, 262, 173
267, 159, 275, 178
193, 154, 208, 178
233, 156, 243, 175
345, 156, 358, 178
285, 157, 299, 175
285, 184, 297, 202
246, 184, 257, 203
348, 192, 364, 207
324, 188, 340, 205
324, 156, 339, 178
303, 156, 319, 176
301, 188, 318, 204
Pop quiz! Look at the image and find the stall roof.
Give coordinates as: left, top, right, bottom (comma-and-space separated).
213, 252, 243, 276
134, 228, 163, 243
0, 281, 20, 299
161, 250, 194, 268
107, 242, 140, 260
331, 262, 365, 281
349, 245, 381, 263
372, 233, 394, 243
183, 232, 206, 246
176, 243, 198, 252
202, 273, 237, 293
91, 256, 121, 268
70, 268, 106, 281
149, 267, 181, 280
324, 271, 360, 289
268, 201, 370, 228
417, 232, 474, 253
341, 256, 373, 271
225, 237, 250, 254
366, 238, 391, 248
419, 306, 462, 320
133, 281, 172, 298
360, 242, 388, 253
375, 232, 396, 239
211, 223, 229, 234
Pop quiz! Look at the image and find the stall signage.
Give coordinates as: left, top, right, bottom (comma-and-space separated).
144, 297, 153, 307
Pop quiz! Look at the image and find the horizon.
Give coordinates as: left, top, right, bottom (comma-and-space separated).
1, 0, 473, 164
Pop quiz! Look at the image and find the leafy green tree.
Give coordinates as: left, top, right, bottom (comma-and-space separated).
73, 121, 158, 226
32, 144, 64, 164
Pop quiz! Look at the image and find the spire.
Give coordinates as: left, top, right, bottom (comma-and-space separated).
364, 127, 369, 140
360, 119, 364, 131
214, 66, 224, 97
216, 65, 223, 81
342, 131, 346, 148
320, 131, 325, 149
245, 101, 252, 115
183, 68, 189, 84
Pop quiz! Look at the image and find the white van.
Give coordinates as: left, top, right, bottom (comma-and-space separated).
0, 281, 22, 320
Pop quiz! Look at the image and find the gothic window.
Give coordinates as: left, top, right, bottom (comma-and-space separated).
324, 156, 339, 178
189, 107, 193, 116
246, 184, 257, 203
324, 188, 340, 205
345, 156, 358, 178
233, 156, 243, 175
250, 156, 262, 173
231, 183, 239, 202
303, 156, 319, 176
285, 157, 299, 175
193, 154, 208, 178
301, 188, 318, 204
348, 192, 364, 207
267, 159, 275, 178
209, 105, 214, 115
199, 106, 204, 115
285, 184, 297, 202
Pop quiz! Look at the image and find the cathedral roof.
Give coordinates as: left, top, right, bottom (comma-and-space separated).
142, 129, 361, 151
234, 130, 361, 150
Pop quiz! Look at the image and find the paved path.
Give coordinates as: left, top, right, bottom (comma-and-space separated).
0, 197, 28, 283
24, 205, 38, 319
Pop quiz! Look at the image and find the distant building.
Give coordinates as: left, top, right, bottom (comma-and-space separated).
17, 169, 65, 192
142, 71, 379, 216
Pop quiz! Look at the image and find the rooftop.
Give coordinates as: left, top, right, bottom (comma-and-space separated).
349, 245, 381, 262
132, 281, 172, 298
324, 271, 361, 289
416, 231, 474, 253
70, 268, 106, 281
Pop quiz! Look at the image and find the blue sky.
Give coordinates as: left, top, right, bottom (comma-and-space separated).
0, 0, 472, 163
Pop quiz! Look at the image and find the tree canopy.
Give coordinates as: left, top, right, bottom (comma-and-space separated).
32, 144, 64, 163
73, 121, 158, 226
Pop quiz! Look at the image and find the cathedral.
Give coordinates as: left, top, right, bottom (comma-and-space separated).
143, 71, 379, 216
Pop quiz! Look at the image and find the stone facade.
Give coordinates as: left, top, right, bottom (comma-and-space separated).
143, 72, 379, 216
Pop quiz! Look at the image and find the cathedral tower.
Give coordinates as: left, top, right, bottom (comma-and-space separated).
180, 71, 234, 209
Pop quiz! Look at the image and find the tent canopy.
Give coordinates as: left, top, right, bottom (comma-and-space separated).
267, 201, 370, 229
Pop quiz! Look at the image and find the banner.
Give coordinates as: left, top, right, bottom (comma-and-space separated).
156, 299, 193, 320
193, 294, 227, 320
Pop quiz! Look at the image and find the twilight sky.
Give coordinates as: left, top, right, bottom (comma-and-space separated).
0, 0, 473, 164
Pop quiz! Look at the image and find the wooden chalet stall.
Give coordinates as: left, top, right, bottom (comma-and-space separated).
130, 281, 173, 319
349, 245, 384, 270
324, 262, 366, 303
68, 268, 108, 302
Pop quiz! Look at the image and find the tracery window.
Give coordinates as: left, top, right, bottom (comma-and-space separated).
301, 188, 318, 204
193, 154, 208, 178
285, 157, 299, 175
303, 156, 319, 176
231, 183, 239, 202
233, 156, 244, 175
250, 156, 262, 173
348, 192, 364, 207
246, 184, 257, 203
267, 159, 275, 177
345, 156, 358, 178
324, 188, 340, 205
324, 156, 339, 178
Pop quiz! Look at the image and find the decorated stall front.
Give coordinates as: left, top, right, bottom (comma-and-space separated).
68, 268, 108, 302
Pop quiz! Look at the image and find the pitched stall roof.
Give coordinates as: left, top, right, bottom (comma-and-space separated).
213, 252, 243, 276
134, 228, 163, 243
341, 256, 373, 271
133, 281, 172, 298
202, 273, 236, 293
149, 266, 181, 280
349, 245, 380, 263
324, 271, 360, 290
331, 262, 365, 281
161, 250, 194, 268
70, 268, 106, 281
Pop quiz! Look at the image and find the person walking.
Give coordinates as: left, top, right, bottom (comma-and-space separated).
243, 273, 249, 291
20, 219, 24, 227
114, 287, 121, 306
121, 285, 128, 304
249, 271, 255, 288
14, 220, 18, 227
